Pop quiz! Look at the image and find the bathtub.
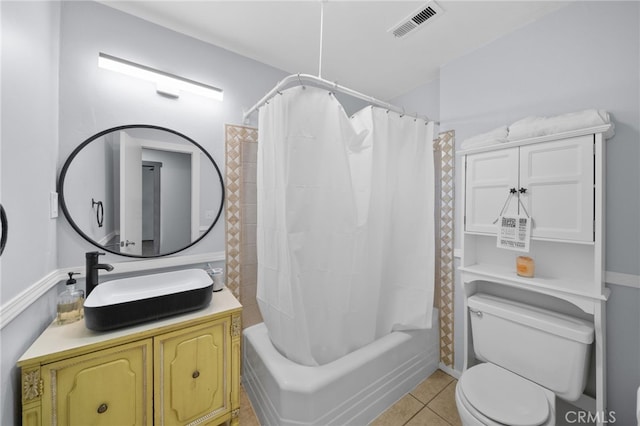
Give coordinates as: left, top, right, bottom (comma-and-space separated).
242, 309, 439, 426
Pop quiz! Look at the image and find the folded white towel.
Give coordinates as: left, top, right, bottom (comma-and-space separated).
507, 109, 614, 141
461, 125, 509, 150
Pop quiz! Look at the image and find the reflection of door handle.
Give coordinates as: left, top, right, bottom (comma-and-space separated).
92, 199, 104, 228
120, 240, 136, 247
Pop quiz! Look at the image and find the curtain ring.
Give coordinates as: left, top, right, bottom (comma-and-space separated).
298, 73, 305, 89
277, 90, 283, 96
400, 107, 405, 118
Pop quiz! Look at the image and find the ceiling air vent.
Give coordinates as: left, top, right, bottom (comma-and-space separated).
389, 1, 445, 39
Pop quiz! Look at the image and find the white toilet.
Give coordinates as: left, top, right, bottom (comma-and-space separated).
456, 294, 594, 426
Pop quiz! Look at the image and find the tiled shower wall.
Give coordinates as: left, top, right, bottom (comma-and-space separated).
436, 130, 455, 368
225, 125, 455, 368
225, 125, 262, 328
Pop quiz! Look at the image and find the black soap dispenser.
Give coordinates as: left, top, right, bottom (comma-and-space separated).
56, 272, 84, 325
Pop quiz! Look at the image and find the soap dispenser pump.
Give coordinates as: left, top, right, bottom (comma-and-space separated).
57, 272, 84, 325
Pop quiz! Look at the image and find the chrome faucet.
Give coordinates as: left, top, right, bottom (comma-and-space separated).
85, 251, 114, 296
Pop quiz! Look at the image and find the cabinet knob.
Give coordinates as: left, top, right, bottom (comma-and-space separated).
519, 187, 528, 194
509, 187, 518, 194
192, 370, 200, 379
97, 403, 108, 414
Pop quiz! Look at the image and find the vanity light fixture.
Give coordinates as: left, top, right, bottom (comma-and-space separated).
98, 52, 223, 101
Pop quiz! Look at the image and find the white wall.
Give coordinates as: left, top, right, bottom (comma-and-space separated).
390, 78, 440, 125
1, 2, 287, 424
0, 1, 61, 424
0, 1, 60, 305
430, 2, 638, 424
444, 2, 639, 274
3, 1, 638, 424
56, 0, 287, 268
61, 135, 112, 243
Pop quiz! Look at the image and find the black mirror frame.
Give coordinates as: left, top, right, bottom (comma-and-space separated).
58, 124, 225, 258
0, 204, 7, 257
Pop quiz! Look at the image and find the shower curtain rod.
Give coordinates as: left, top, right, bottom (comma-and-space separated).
243, 73, 437, 124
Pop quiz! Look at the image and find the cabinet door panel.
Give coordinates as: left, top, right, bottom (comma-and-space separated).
465, 148, 519, 234
68, 360, 137, 425
41, 339, 152, 426
155, 319, 230, 425
519, 136, 594, 241
170, 334, 219, 421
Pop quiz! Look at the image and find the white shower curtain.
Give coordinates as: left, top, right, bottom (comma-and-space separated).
256, 86, 435, 366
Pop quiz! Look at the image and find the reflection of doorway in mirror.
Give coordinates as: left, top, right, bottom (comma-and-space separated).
119, 132, 143, 255
142, 148, 192, 254
118, 132, 196, 256
142, 161, 162, 256
60, 125, 222, 258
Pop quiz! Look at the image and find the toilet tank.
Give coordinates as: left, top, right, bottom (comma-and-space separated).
468, 294, 594, 401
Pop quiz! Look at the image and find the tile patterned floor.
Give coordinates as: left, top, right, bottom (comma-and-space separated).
238, 369, 461, 426
239, 382, 261, 426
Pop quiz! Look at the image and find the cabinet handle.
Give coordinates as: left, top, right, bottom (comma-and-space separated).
192, 370, 200, 379
509, 187, 518, 194
97, 403, 108, 414
469, 309, 483, 318
519, 187, 527, 194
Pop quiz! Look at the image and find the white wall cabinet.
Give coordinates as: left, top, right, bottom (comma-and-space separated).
459, 125, 610, 425
465, 147, 519, 234
465, 135, 594, 242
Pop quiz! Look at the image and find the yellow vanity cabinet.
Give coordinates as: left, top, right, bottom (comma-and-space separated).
18, 287, 242, 426
154, 319, 230, 425
40, 339, 153, 426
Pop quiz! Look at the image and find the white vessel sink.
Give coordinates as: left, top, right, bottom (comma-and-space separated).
84, 269, 213, 331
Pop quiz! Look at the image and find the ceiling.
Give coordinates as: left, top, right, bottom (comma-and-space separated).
101, 1, 569, 100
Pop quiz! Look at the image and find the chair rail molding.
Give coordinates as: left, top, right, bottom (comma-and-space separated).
0, 251, 225, 330
605, 271, 640, 289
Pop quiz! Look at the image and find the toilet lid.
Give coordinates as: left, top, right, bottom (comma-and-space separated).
460, 363, 549, 426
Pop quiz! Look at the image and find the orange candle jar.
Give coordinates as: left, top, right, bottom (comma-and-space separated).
516, 256, 535, 278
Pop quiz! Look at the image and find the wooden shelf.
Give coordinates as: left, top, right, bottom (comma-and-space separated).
456, 124, 612, 156
459, 263, 608, 303
463, 230, 596, 246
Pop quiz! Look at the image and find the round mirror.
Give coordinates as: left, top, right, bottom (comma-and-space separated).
59, 124, 224, 258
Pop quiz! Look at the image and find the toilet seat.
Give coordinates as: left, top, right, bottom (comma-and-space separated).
456, 383, 505, 426
458, 363, 550, 426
